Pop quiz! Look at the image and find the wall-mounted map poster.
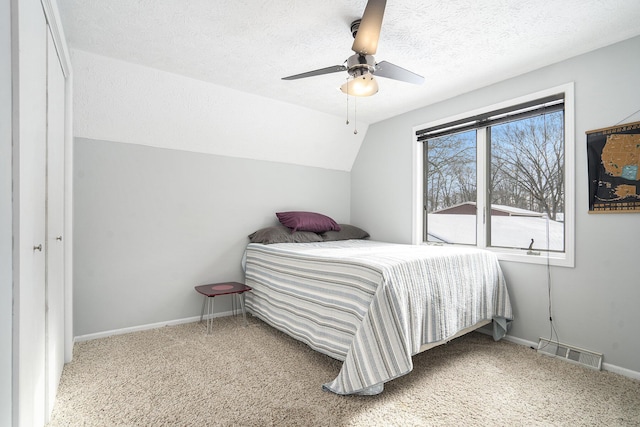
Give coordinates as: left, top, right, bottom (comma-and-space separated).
587, 121, 640, 213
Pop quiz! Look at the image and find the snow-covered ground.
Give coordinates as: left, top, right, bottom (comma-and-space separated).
427, 214, 564, 251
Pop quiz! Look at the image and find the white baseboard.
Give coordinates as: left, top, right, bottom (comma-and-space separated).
74, 310, 235, 343
501, 334, 538, 349
475, 325, 538, 348
602, 362, 640, 380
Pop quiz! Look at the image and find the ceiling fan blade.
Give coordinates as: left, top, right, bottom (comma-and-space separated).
282, 65, 347, 80
351, 0, 386, 55
375, 61, 424, 85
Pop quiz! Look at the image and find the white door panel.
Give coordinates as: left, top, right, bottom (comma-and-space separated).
45, 29, 66, 420
16, 2, 47, 425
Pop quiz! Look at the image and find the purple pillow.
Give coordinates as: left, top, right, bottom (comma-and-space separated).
276, 211, 341, 233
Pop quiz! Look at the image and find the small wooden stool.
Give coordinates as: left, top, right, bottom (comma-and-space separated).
194, 282, 252, 334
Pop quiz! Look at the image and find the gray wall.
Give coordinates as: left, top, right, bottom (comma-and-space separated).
1, 0, 12, 422
73, 138, 350, 336
352, 36, 640, 374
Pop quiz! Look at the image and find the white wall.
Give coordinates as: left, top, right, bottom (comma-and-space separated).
71, 49, 366, 172
73, 138, 350, 336
352, 36, 640, 376
1, 0, 13, 422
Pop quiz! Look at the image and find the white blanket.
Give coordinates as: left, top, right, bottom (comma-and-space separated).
243, 240, 513, 395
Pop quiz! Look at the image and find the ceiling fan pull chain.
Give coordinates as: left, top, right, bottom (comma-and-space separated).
354, 96, 358, 134
346, 76, 350, 125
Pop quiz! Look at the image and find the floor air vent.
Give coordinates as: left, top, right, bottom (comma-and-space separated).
537, 338, 603, 370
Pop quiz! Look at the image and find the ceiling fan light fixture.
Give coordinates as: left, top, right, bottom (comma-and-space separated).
340, 72, 379, 97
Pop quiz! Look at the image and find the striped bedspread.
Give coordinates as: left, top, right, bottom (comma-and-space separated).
243, 240, 512, 395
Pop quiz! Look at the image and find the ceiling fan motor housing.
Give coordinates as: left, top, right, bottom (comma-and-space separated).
346, 53, 376, 77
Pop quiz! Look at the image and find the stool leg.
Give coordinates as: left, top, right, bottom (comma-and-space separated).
207, 296, 215, 334
239, 292, 248, 327
200, 295, 206, 323
232, 293, 236, 317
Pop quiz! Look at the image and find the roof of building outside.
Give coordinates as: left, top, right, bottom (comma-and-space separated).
433, 201, 544, 217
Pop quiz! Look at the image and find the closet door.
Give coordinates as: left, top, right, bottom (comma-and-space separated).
45, 29, 66, 419
16, 2, 47, 426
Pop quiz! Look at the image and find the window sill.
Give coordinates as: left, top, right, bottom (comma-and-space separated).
421, 242, 574, 268
489, 247, 574, 268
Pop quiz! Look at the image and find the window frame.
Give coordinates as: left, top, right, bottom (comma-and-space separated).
412, 83, 575, 267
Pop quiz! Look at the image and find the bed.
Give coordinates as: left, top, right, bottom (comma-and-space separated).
243, 238, 513, 395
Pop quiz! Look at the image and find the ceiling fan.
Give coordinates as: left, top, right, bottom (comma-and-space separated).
282, 0, 424, 96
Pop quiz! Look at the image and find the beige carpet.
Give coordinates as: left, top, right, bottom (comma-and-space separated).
48, 316, 640, 426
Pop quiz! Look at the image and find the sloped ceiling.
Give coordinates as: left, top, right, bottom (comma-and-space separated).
57, 0, 640, 169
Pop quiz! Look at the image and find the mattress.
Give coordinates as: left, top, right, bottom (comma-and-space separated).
243, 240, 513, 395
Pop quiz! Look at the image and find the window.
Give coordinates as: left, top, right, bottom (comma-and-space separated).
424, 129, 478, 245
413, 84, 575, 267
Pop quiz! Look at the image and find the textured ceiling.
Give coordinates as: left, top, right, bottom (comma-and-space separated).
58, 0, 640, 125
